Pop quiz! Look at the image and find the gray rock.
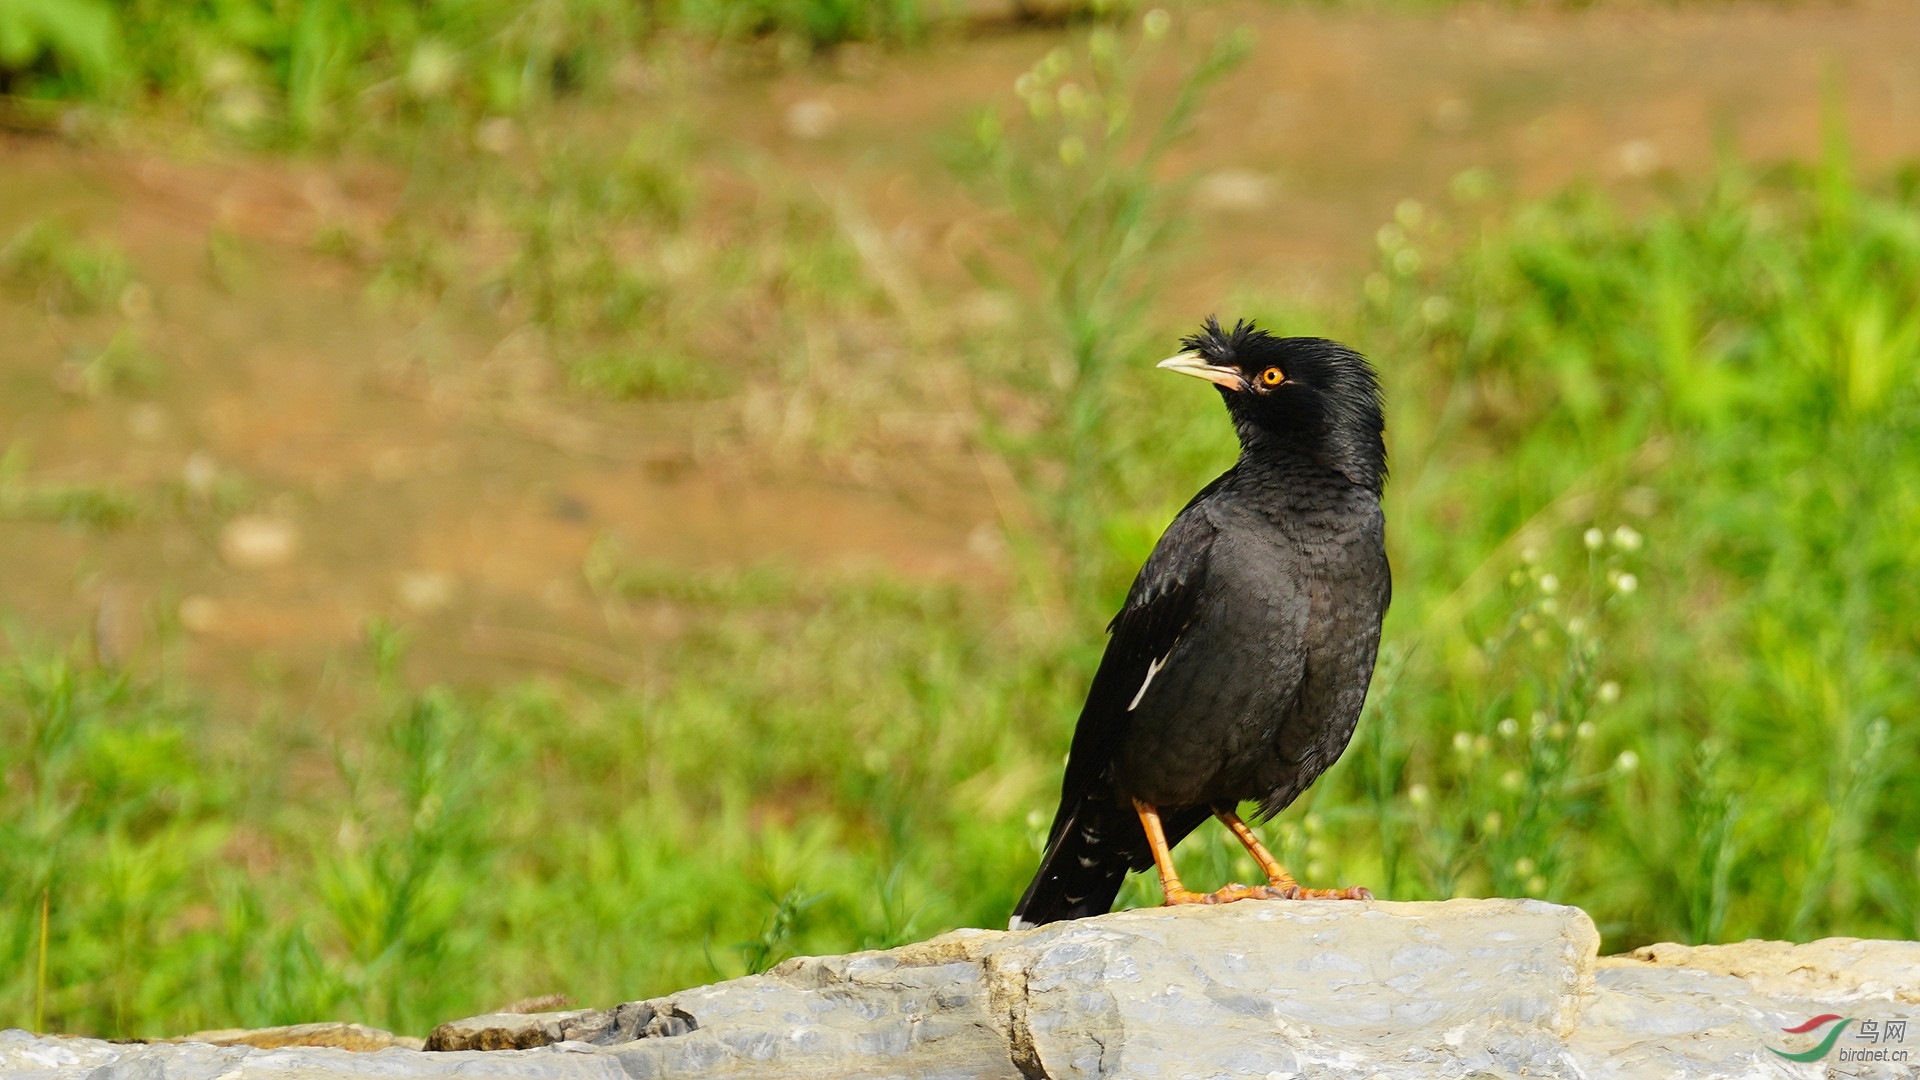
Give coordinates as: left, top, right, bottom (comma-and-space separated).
425, 1002, 693, 1051
0, 1028, 628, 1080
5, 899, 1918, 1079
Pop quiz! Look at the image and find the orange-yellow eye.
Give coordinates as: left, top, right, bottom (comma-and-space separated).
1259, 367, 1285, 387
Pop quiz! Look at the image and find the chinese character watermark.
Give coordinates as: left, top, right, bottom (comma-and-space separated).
1770, 1015, 1913, 1063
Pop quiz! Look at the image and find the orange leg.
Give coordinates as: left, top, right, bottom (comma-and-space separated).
1213, 806, 1373, 901
1135, 798, 1208, 905
1213, 806, 1299, 891
1133, 800, 1290, 906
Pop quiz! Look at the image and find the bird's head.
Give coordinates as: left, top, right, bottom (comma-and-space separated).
1158, 317, 1386, 490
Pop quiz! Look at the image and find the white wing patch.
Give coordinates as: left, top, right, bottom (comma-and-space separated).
1128, 653, 1170, 712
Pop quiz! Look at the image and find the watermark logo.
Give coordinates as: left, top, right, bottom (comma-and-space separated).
1769, 1014, 1909, 1064
1769, 1015, 1850, 1062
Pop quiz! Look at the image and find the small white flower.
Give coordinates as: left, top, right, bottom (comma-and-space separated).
1576, 721, 1597, 740
1597, 680, 1621, 704
1482, 812, 1503, 834
1408, 783, 1432, 807
1453, 731, 1473, 754
1501, 769, 1524, 792
1497, 717, 1520, 738
1615, 750, 1640, 773
1530, 710, 1549, 732
1526, 874, 1548, 895
1614, 573, 1638, 594
1520, 546, 1540, 565
1142, 8, 1171, 38
1612, 525, 1643, 551
1538, 573, 1560, 595
1583, 527, 1605, 550
1513, 857, 1537, 877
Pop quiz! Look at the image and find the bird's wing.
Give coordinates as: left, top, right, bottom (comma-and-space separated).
1010, 485, 1225, 927
1055, 475, 1226, 821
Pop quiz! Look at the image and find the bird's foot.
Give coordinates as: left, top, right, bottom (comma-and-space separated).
1162, 883, 1295, 906
1159, 885, 1213, 906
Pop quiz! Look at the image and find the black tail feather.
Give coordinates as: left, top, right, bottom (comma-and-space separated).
1009, 797, 1208, 929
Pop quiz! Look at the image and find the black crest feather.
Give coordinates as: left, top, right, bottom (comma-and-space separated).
1180, 316, 1269, 365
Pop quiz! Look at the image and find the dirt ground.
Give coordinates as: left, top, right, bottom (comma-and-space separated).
3, 0, 1917, 711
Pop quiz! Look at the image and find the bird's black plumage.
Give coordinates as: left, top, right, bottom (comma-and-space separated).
1011, 319, 1390, 928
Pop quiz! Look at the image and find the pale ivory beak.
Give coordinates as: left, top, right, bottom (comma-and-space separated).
1156, 350, 1246, 391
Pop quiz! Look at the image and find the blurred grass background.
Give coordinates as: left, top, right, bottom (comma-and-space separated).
3, 0, 1920, 1041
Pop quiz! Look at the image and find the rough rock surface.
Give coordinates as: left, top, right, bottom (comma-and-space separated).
6, 898, 1919, 1078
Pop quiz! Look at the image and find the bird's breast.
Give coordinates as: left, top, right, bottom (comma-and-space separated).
1112, 492, 1385, 809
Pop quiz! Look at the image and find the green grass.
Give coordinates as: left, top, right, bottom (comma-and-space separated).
0, 447, 142, 528
1, 576, 1068, 1035
1343, 147, 1920, 943
0, 0, 981, 144
4, 8, 1920, 1044
0, 220, 133, 316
